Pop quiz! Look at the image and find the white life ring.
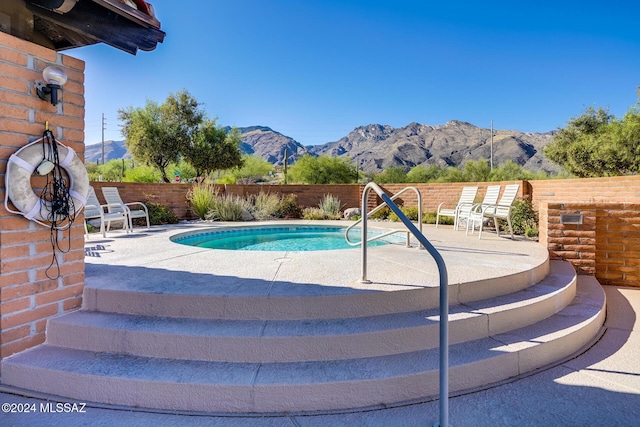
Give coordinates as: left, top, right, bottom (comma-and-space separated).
4, 140, 89, 227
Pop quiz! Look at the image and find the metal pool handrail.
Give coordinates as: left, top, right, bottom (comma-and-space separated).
345, 185, 423, 249
359, 182, 450, 427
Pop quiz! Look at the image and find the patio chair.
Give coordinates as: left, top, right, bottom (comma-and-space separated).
436, 186, 478, 230
101, 186, 150, 232
467, 183, 520, 239
458, 185, 501, 232
84, 187, 127, 237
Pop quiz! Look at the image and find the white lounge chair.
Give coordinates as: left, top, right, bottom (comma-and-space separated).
459, 185, 501, 232
467, 184, 520, 239
84, 187, 127, 237
101, 187, 150, 232
436, 186, 478, 230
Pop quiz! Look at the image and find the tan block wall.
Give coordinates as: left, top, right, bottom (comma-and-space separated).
91, 182, 198, 220
529, 175, 640, 205
89, 183, 363, 219
0, 31, 85, 362
372, 181, 528, 211
226, 184, 362, 211
540, 202, 640, 286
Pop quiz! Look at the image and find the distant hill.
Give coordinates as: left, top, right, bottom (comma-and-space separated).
85, 122, 560, 174
310, 121, 559, 174
84, 140, 131, 164
223, 126, 309, 166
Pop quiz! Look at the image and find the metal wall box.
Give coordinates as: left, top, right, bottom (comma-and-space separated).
560, 214, 583, 224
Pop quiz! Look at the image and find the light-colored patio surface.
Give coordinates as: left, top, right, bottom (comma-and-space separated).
82, 219, 549, 291
0, 221, 638, 425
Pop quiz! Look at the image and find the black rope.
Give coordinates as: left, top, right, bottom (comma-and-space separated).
40, 129, 76, 279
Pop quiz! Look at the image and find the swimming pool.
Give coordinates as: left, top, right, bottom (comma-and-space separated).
171, 225, 403, 251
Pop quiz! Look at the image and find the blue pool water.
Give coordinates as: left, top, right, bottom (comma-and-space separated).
171, 226, 401, 251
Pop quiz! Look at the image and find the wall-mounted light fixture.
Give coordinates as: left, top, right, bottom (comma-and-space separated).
35, 66, 68, 106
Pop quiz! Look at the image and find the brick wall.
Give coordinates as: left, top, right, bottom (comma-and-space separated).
372, 181, 528, 212
89, 183, 363, 219
0, 31, 85, 362
91, 182, 198, 220
227, 184, 362, 210
533, 176, 640, 287
529, 175, 640, 205
91, 181, 529, 221
540, 202, 640, 286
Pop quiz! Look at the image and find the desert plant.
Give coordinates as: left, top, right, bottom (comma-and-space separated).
523, 218, 539, 238
277, 194, 303, 218
422, 211, 454, 225
318, 194, 342, 218
302, 207, 327, 220
369, 206, 391, 220
145, 201, 179, 225
249, 192, 282, 220
388, 206, 420, 222
206, 194, 247, 221
510, 198, 538, 235
187, 183, 218, 219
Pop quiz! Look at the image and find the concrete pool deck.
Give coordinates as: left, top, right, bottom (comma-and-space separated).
1, 221, 639, 426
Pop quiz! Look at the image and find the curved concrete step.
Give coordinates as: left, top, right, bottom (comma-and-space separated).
2, 274, 604, 413
45, 262, 576, 363
81, 258, 549, 320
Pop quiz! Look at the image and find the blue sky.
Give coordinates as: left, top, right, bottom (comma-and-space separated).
70, 1, 640, 147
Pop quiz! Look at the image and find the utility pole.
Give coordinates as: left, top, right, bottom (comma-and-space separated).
490, 120, 494, 170
101, 113, 106, 165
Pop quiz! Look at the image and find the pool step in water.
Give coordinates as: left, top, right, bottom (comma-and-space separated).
1, 262, 605, 413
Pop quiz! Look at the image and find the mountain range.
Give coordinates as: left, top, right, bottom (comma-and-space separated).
85, 121, 560, 174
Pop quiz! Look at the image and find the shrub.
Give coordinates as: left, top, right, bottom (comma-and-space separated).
145, 201, 179, 225
388, 206, 420, 222
187, 183, 218, 219
524, 220, 539, 238
206, 194, 247, 221
369, 206, 390, 220
510, 198, 538, 235
422, 211, 454, 225
302, 207, 327, 220
277, 194, 302, 219
249, 192, 281, 220
318, 194, 342, 218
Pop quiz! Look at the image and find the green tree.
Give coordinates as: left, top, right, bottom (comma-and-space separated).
89, 159, 127, 182
462, 159, 491, 182
219, 154, 275, 184
85, 162, 99, 181
406, 164, 446, 183
287, 155, 355, 184
544, 94, 640, 177
183, 122, 243, 178
124, 164, 160, 182
374, 166, 408, 183
119, 90, 205, 182
436, 166, 464, 182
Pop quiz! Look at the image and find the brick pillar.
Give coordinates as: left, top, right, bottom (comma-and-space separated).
0, 31, 85, 365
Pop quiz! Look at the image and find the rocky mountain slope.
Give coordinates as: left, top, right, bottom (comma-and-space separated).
228, 126, 309, 166
311, 121, 558, 173
85, 121, 559, 173
85, 140, 132, 164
